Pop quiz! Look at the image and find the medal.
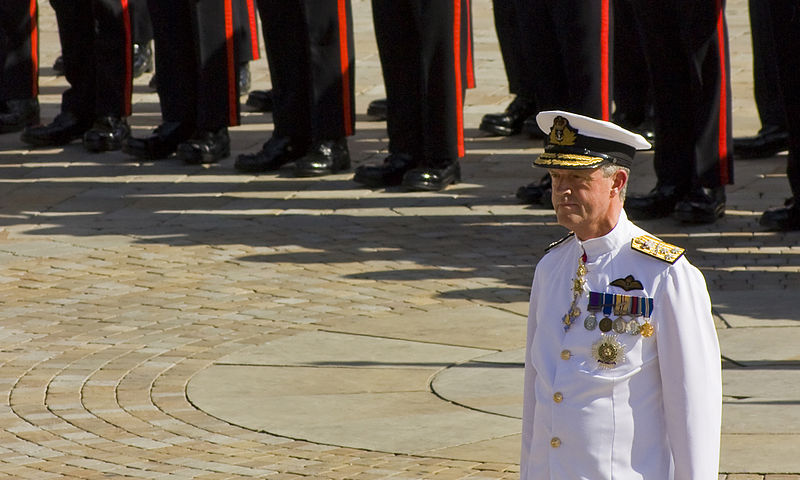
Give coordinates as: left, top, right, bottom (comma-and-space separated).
640, 297, 654, 337
582, 290, 655, 367
598, 317, 613, 332
612, 317, 627, 334
640, 321, 654, 337
597, 293, 614, 332
563, 254, 587, 332
584, 292, 602, 330
591, 335, 625, 368
626, 319, 641, 335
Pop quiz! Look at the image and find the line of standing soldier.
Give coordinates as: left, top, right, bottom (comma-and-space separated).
481, 0, 733, 225
232, 0, 475, 193
4, 0, 474, 193
4, 1, 800, 228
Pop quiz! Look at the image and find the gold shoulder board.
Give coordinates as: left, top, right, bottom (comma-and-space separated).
545, 232, 575, 252
631, 235, 685, 264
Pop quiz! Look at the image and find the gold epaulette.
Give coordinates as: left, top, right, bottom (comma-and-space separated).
631, 235, 685, 264
545, 232, 575, 252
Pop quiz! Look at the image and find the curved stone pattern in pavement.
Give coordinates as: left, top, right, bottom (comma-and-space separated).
188, 331, 521, 462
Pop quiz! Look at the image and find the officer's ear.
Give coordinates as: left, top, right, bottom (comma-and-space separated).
610, 168, 628, 197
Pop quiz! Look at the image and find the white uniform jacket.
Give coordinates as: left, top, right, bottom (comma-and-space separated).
520, 210, 721, 480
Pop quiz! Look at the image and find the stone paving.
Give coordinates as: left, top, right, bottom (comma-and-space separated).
1, 0, 799, 478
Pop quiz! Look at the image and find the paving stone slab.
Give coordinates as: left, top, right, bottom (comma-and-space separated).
723, 367, 800, 401
721, 434, 800, 474
321, 305, 527, 351
431, 363, 523, 418
713, 291, 800, 327
190, 366, 519, 458
718, 327, 800, 364
214, 330, 495, 368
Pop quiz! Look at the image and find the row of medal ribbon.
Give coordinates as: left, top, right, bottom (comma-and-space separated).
583, 291, 655, 337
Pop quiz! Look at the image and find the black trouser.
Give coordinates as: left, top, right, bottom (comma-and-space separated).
630, 0, 733, 190
0, 0, 38, 102
520, 0, 613, 120
148, 0, 245, 131
372, 0, 471, 163
257, 0, 355, 147
130, 0, 152, 46
492, 0, 534, 100
50, 0, 132, 120
612, 0, 651, 124
768, 0, 800, 199
750, 0, 786, 131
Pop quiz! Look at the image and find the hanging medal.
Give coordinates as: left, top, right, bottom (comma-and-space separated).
598, 293, 614, 333
612, 294, 630, 334
562, 254, 587, 332
640, 297, 655, 337
626, 295, 641, 335
584, 292, 602, 331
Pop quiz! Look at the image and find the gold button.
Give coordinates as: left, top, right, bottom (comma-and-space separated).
560, 350, 571, 360
550, 437, 561, 448
553, 392, 563, 403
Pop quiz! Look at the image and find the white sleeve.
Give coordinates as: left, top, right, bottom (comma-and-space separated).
656, 261, 722, 479
519, 269, 540, 479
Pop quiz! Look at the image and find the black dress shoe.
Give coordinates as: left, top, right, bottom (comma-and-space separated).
245, 89, 273, 112
353, 153, 417, 188
760, 197, 800, 231
625, 184, 682, 220
235, 136, 305, 172
613, 111, 656, 148
516, 174, 552, 206
479, 96, 536, 136
177, 127, 230, 164
294, 138, 351, 177
521, 115, 547, 140
124, 122, 193, 160
673, 186, 726, 224
402, 160, 461, 191
21, 111, 91, 147
83, 116, 131, 152
366, 98, 387, 120
239, 62, 251, 95
633, 119, 656, 148
132, 42, 153, 79
0, 98, 40, 134
733, 125, 789, 159
53, 55, 64, 75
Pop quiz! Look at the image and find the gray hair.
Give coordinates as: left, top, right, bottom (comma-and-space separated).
600, 163, 630, 202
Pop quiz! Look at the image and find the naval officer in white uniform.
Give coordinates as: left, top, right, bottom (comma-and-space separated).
521, 111, 722, 479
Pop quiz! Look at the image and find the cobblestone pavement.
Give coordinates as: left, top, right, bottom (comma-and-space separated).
1, 1, 799, 479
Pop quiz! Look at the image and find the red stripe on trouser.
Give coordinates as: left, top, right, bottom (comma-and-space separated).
453, 0, 464, 157
338, 0, 353, 136
121, 0, 132, 116
600, 0, 610, 121
29, 0, 38, 96
465, 0, 474, 89
716, 0, 729, 184
224, 0, 238, 126
246, 0, 259, 60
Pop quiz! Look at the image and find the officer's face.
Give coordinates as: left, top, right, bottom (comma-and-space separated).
549, 167, 627, 240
